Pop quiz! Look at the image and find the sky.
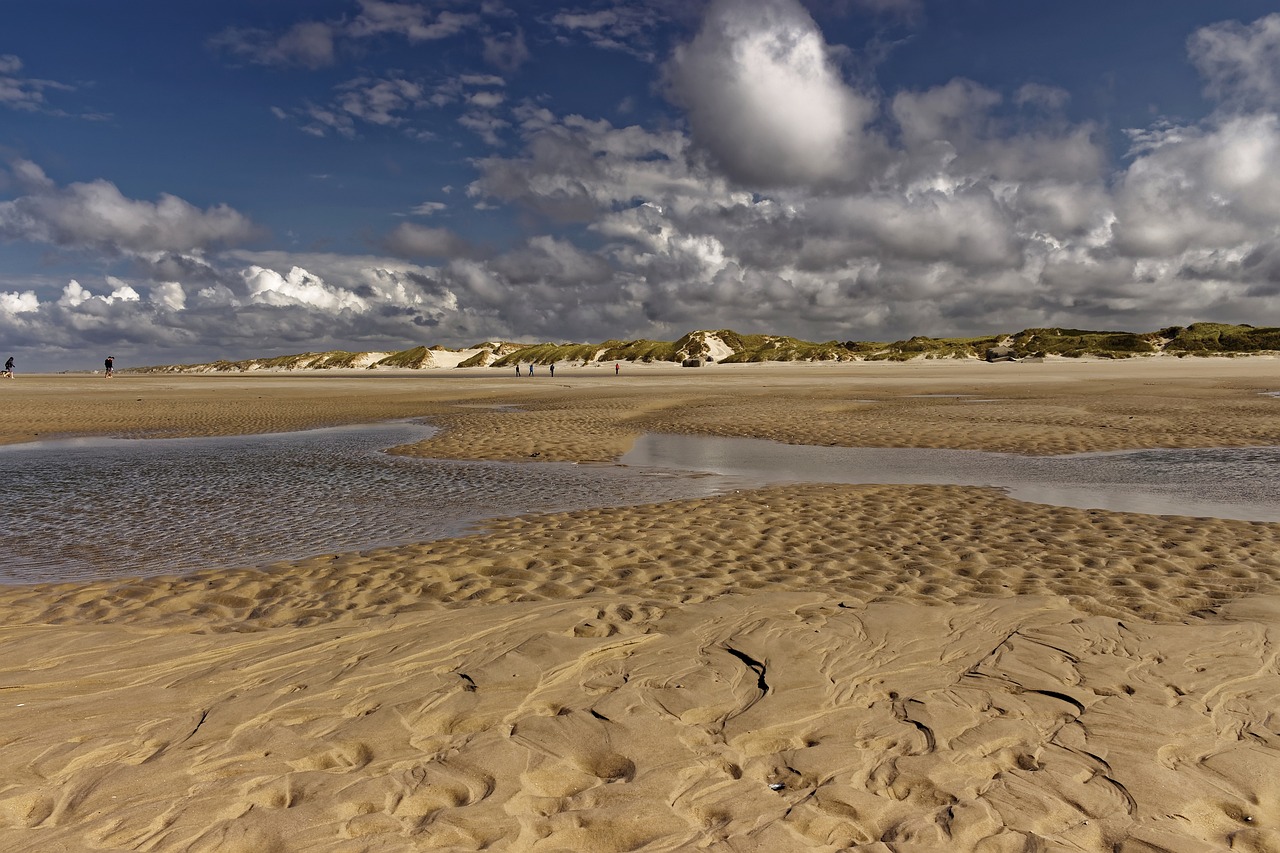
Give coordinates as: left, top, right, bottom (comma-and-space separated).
4, 0, 1280, 371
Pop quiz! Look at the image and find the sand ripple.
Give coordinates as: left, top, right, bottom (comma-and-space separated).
2, 592, 1278, 851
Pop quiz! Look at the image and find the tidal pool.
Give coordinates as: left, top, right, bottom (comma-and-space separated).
0, 422, 721, 584
622, 434, 1280, 523
2, 423, 1278, 585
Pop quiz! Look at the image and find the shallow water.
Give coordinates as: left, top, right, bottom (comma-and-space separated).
0, 422, 722, 584
622, 435, 1280, 523
3, 423, 1279, 585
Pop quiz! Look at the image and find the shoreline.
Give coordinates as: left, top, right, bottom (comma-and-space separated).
2, 361, 1280, 850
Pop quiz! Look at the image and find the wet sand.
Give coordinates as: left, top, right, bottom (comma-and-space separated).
2, 358, 1280, 851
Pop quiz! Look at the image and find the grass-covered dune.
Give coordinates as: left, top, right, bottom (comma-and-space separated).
131, 322, 1280, 373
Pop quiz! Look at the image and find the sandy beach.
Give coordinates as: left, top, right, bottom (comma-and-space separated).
3, 358, 1280, 852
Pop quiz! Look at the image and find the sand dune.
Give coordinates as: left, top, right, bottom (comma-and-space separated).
2, 360, 1280, 851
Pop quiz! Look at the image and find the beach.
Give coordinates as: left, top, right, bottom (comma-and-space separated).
2, 359, 1280, 852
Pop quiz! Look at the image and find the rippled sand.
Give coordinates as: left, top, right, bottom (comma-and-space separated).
2, 359, 1280, 851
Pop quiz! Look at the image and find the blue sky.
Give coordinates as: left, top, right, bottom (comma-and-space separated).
3, 0, 1280, 370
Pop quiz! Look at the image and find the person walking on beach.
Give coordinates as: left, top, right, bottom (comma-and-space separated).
615, 362, 620, 375
528, 363, 534, 376
104, 355, 114, 377
549, 363, 554, 377
515, 364, 521, 377
3, 356, 13, 378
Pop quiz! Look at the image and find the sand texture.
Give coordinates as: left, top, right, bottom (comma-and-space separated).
2, 359, 1280, 851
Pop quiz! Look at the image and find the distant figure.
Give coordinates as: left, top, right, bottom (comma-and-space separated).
515, 364, 521, 377
549, 363, 555, 377
104, 355, 114, 377
528, 363, 534, 376
3, 356, 12, 378
615, 363, 620, 375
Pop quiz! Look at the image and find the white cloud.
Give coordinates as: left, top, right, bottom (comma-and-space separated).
0, 54, 75, 113
664, 0, 881, 187
550, 7, 665, 60
106, 277, 141, 302
1113, 114, 1280, 256
348, 2, 479, 42
242, 265, 370, 313
58, 278, 144, 307
467, 91, 505, 109
0, 289, 39, 314
1188, 13, 1280, 109
334, 76, 428, 126
282, 75, 439, 138
150, 282, 187, 311
470, 110, 725, 221
0, 160, 256, 254
58, 280, 91, 307
458, 111, 511, 146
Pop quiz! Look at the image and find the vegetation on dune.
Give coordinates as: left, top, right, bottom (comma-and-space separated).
374, 346, 432, 369
859, 334, 1007, 361
719, 335, 855, 362
1162, 322, 1280, 354
492, 341, 605, 366
308, 351, 368, 368
128, 322, 1280, 373
455, 350, 491, 368
1005, 328, 1159, 359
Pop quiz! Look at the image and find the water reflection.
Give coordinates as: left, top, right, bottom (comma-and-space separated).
0, 422, 721, 584
622, 435, 1280, 523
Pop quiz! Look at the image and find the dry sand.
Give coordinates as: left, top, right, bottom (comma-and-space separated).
2, 359, 1280, 851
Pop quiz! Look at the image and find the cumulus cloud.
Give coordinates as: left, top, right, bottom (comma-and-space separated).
1188, 13, 1280, 109
664, 0, 881, 187
0, 160, 256, 254
0, 289, 39, 314
243, 266, 370, 312
58, 278, 143, 307
150, 282, 187, 311
1113, 113, 1280, 256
